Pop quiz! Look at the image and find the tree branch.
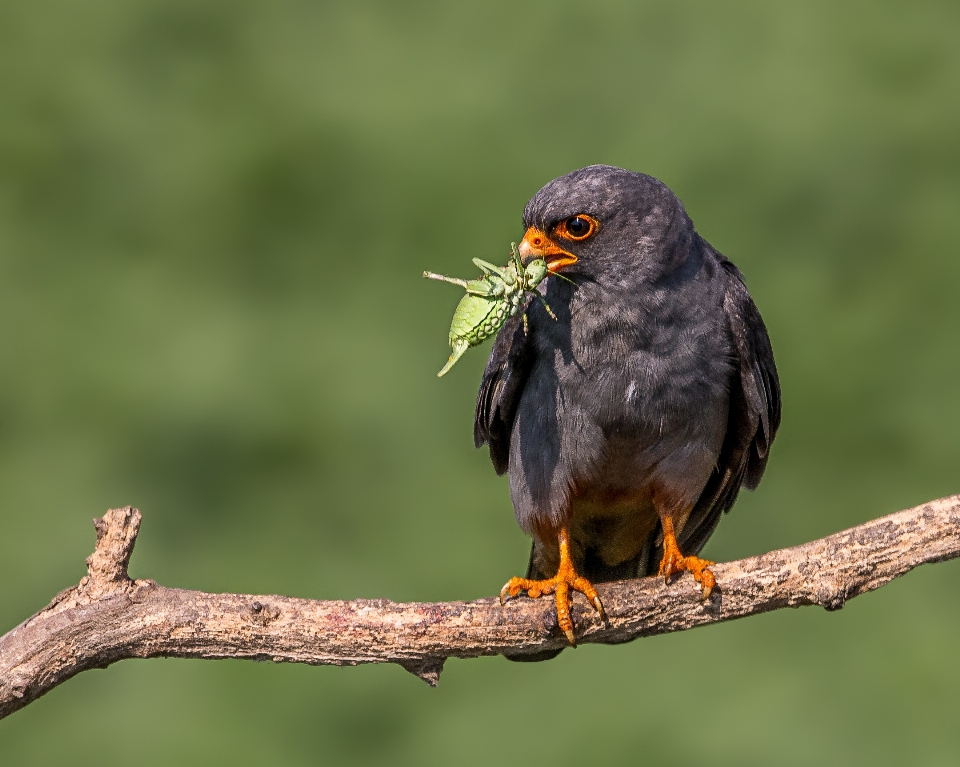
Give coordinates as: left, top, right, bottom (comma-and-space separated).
1, 494, 958, 719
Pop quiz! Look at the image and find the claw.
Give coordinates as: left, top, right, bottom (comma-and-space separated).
658, 516, 717, 600
500, 577, 526, 606
590, 594, 606, 620
498, 527, 603, 646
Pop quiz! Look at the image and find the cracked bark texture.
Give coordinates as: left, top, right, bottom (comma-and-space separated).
1, 494, 959, 720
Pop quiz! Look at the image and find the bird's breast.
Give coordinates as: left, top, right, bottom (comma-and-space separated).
509, 272, 732, 537
533, 280, 732, 441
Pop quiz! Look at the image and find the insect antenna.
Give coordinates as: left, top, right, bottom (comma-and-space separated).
546, 269, 577, 286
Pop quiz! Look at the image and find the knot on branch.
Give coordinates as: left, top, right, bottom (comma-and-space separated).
816, 577, 848, 611
399, 658, 446, 687
80, 506, 141, 599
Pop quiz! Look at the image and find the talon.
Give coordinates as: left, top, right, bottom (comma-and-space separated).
591, 595, 606, 621
499, 527, 602, 645
693, 564, 716, 600
659, 516, 717, 600
499, 577, 526, 605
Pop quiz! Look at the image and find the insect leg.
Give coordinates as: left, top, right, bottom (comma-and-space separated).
423, 271, 471, 288
510, 242, 523, 272
472, 258, 507, 277
466, 277, 504, 297
533, 292, 558, 321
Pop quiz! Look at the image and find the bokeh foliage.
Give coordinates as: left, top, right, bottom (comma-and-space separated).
1, 1, 959, 764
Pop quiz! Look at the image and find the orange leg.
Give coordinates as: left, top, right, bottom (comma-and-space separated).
658, 516, 716, 599
499, 527, 605, 646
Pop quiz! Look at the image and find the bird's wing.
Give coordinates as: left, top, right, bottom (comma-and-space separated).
473, 298, 536, 475
678, 254, 782, 555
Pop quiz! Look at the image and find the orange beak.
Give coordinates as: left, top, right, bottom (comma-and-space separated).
517, 227, 578, 271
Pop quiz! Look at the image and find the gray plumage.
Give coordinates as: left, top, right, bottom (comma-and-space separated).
474, 166, 780, 654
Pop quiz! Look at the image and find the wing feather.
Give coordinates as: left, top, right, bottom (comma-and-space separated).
473, 301, 535, 475
678, 254, 781, 556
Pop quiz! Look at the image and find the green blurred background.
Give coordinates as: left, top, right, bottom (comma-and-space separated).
1, 1, 959, 764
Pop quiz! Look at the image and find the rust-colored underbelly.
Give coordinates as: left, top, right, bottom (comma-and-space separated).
568, 486, 661, 568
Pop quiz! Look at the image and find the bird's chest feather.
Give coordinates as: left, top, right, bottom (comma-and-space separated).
531, 278, 732, 452
508, 271, 733, 536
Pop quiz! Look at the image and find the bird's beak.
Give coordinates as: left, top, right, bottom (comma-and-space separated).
518, 227, 578, 271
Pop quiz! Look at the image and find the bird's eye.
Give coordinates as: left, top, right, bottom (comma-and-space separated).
557, 214, 598, 241
566, 217, 591, 237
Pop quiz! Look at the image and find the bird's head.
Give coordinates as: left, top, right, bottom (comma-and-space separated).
519, 165, 695, 287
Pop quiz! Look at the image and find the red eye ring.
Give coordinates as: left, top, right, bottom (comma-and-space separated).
555, 214, 598, 241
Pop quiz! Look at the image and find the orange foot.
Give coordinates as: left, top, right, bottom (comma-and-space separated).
658, 516, 716, 599
499, 527, 605, 646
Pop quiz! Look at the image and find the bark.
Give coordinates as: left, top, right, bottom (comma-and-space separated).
1, 494, 958, 720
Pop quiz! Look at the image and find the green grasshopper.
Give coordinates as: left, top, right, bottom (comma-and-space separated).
423, 243, 564, 377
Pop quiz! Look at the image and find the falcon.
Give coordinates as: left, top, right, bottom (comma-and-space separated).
474, 165, 781, 657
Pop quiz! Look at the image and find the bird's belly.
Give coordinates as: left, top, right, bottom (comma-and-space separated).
568, 483, 660, 568
509, 309, 731, 543
563, 422, 719, 568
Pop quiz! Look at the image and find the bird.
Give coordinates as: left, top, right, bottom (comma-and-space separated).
474, 165, 780, 660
